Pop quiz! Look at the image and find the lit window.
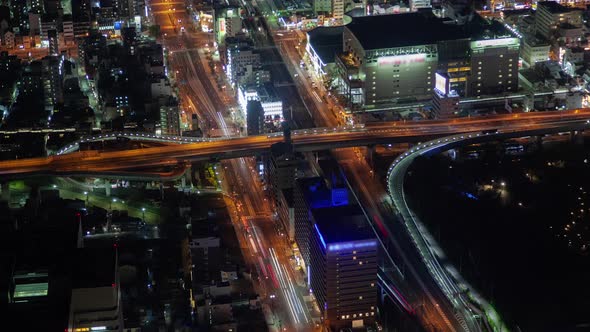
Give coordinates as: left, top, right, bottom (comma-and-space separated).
342, 315, 346, 319
353, 314, 357, 318
370, 283, 375, 287
359, 296, 363, 300
499, 75, 502, 78
359, 261, 363, 265
353, 256, 357, 260
499, 54, 504, 57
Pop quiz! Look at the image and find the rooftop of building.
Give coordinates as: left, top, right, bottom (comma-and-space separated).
345, 12, 469, 50
71, 247, 117, 289
467, 16, 514, 41
313, 204, 375, 244
307, 26, 344, 64
537, 1, 576, 14
523, 33, 550, 47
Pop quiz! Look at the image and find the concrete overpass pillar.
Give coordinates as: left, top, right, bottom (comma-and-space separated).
105, 184, 111, 197
1, 182, 9, 202
181, 176, 186, 190
571, 130, 584, 145
530, 135, 544, 151
366, 145, 376, 170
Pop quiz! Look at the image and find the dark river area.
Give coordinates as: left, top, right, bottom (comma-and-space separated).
401, 138, 590, 331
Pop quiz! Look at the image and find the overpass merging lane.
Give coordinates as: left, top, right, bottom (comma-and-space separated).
386, 119, 590, 331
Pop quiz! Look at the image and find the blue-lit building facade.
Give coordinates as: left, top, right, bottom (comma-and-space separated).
294, 173, 349, 272
310, 205, 377, 330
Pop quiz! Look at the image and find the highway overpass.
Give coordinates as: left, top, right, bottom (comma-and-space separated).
1, 110, 590, 178
385, 119, 590, 331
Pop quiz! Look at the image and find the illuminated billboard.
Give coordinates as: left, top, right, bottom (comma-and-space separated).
471, 38, 519, 49
435, 72, 448, 95
378, 54, 426, 66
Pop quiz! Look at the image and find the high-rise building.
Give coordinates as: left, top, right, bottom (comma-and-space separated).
10, 0, 30, 33
43, 0, 61, 17
266, 140, 300, 207
467, 25, 519, 96
432, 72, 460, 118
520, 35, 550, 67
159, 102, 180, 136
47, 29, 58, 55
336, 13, 467, 107
409, 0, 431, 11
309, 204, 378, 331
30, 0, 45, 14
68, 248, 123, 332
336, 12, 520, 109
313, 0, 332, 15
72, 0, 92, 22
246, 100, 264, 136
226, 44, 261, 87
332, 0, 344, 23
535, 1, 583, 41
215, 7, 242, 45
293, 158, 350, 273
41, 55, 64, 107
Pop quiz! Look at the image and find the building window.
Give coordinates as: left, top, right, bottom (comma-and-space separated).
353, 256, 357, 260
359, 296, 363, 300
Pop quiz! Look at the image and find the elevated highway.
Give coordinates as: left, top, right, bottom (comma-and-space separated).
1, 110, 590, 178
386, 119, 590, 331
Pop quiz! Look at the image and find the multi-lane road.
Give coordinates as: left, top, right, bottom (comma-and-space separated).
1, 110, 590, 176
146, 1, 319, 330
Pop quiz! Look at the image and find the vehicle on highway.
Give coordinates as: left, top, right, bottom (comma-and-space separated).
482, 128, 498, 134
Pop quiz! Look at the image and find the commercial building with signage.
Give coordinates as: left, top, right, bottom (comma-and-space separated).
336, 12, 521, 109
336, 13, 469, 107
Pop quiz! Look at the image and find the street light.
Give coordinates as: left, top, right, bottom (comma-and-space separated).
84, 191, 89, 204
110, 198, 117, 211
142, 207, 146, 222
